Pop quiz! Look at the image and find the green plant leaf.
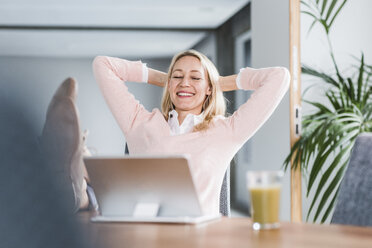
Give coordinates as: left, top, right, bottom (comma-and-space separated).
326, 91, 341, 110
320, 19, 329, 34
303, 100, 333, 113
362, 90, 372, 114
328, 0, 348, 28
301, 0, 318, 13
306, 146, 351, 221
302, 65, 339, 87
284, 135, 309, 171
302, 11, 321, 22
320, 0, 329, 17
363, 102, 372, 120
321, 185, 340, 222
346, 78, 355, 101
357, 53, 365, 102
308, 19, 319, 35
307, 146, 332, 195
339, 87, 347, 108
325, 0, 338, 23
306, 121, 360, 195
301, 0, 312, 9
336, 122, 362, 134
313, 160, 347, 222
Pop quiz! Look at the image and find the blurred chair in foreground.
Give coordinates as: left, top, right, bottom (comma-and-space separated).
331, 133, 372, 227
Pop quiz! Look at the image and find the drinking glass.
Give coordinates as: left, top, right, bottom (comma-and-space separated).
246, 170, 284, 230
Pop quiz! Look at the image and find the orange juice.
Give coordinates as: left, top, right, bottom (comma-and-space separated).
249, 186, 281, 225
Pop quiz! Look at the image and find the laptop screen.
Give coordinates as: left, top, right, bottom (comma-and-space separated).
84, 155, 203, 218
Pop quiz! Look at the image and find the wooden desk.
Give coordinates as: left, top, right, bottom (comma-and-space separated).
78, 212, 372, 248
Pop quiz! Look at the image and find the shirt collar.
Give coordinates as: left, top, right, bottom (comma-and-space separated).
168, 110, 204, 135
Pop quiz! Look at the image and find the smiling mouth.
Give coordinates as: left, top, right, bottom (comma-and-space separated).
176, 92, 195, 97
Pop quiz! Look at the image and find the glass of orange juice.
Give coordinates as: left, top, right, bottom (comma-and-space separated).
246, 170, 284, 230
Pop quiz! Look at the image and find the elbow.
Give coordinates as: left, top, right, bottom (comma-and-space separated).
92, 56, 112, 88
92, 55, 107, 70
93, 55, 106, 62
276, 67, 290, 91
92, 56, 111, 80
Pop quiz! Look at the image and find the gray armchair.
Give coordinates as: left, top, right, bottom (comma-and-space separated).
219, 167, 231, 216
331, 133, 372, 226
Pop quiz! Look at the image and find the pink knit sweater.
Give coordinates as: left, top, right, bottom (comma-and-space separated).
93, 56, 290, 215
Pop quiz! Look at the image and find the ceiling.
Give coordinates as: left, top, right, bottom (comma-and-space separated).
0, 0, 250, 58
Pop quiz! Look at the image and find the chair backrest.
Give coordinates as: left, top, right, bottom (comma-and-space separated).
219, 166, 231, 216
331, 133, 372, 226
124, 144, 230, 216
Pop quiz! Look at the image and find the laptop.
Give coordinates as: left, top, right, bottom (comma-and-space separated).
84, 155, 221, 224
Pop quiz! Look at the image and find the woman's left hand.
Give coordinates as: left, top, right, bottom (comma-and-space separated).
218, 75, 239, 92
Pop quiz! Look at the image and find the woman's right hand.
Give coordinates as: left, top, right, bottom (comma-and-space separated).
148, 68, 167, 87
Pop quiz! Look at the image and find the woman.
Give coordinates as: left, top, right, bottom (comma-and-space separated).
90, 50, 289, 215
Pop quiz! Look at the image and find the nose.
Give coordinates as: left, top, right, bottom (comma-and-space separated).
179, 77, 190, 87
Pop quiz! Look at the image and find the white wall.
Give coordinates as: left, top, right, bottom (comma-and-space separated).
0, 56, 167, 156
251, 0, 291, 221
301, 0, 372, 222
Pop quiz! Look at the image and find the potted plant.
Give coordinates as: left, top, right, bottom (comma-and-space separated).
284, 0, 372, 223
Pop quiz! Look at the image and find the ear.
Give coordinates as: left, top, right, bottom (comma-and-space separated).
206, 85, 212, 96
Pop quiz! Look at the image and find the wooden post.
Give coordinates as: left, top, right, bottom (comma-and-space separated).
289, 0, 302, 222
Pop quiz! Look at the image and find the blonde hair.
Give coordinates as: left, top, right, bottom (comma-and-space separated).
161, 50, 226, 131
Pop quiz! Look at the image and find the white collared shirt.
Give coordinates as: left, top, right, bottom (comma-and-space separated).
168, 110, 204, 136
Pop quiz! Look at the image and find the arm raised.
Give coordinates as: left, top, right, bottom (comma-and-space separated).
225, 67, 290, 145
92, 56, 151, 134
